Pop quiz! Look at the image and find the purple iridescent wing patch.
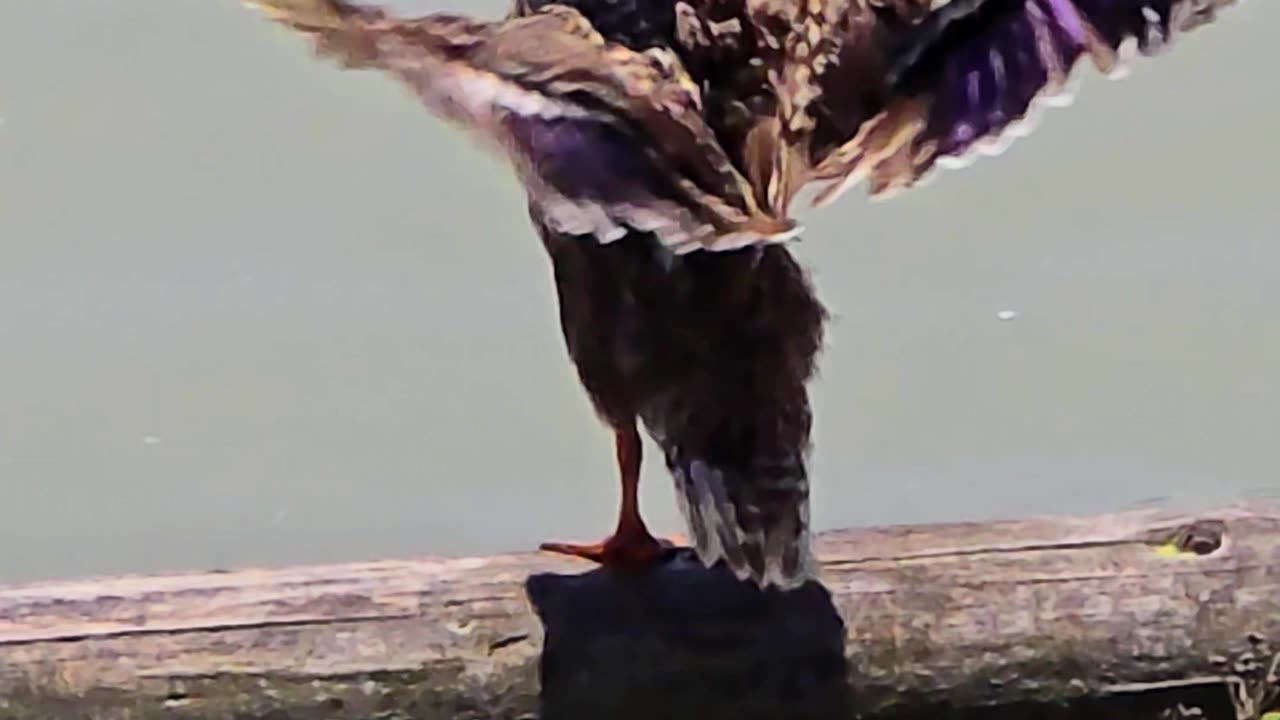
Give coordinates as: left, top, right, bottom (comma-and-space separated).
908, 0, 1235, 168
501, 114, 683, 241
504, 115, 672, 204
502, 111, 800, 252
502, 113, 765, 249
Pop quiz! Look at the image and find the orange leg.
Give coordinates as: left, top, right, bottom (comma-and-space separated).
540, 422, 674, 566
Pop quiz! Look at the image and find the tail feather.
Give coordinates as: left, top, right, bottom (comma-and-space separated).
673, 457, 816, 591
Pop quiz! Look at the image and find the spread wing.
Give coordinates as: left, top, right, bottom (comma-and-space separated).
802, 0, 1240, 205
245, 0, 798, 253
678, 0, 1239, 211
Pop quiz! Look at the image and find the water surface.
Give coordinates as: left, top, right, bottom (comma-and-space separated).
1, 1, 1277, 583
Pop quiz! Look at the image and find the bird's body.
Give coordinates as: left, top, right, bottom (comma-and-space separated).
244, 0, 1243, 589
536, 219, 826, 587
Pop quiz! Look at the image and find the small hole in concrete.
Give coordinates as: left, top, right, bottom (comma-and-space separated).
1177, 520, 1225, 555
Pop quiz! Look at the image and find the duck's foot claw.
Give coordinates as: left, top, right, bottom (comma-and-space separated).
662, 532, 688, 548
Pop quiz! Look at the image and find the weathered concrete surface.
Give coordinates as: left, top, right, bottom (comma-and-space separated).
0, 503, 1277, 719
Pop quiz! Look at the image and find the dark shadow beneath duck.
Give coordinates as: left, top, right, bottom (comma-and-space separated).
528, 548, 852, 720
528, 551, 1243, 720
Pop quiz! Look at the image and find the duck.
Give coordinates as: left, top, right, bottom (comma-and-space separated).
242, 0, 1240, 590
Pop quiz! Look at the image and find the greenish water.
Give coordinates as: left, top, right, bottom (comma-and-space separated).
1, 1, 1277, 584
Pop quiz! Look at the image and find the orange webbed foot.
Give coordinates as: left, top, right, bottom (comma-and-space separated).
540, 531, 684, 567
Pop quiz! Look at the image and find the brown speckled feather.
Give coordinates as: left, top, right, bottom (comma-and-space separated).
670, 0, 1241, 209
249, 0, 1248, 233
